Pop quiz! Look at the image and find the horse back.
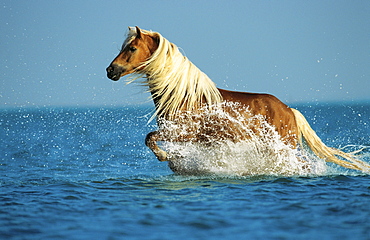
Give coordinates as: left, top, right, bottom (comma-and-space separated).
218, 88, 298, 146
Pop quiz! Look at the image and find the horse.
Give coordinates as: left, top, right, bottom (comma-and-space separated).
106, 26, 369, 173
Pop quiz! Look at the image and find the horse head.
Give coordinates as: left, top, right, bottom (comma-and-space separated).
106, 26, 159, 81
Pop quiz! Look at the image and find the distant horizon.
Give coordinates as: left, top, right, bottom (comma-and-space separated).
1, 97, 369, 110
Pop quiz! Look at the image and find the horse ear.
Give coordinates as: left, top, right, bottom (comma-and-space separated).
135, 26, 142, 39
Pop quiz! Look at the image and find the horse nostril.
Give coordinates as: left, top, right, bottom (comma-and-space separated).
106, 66, 113, 73
106, 64, 124, 80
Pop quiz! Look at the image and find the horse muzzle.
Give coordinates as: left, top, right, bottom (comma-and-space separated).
106, 64, 125, 81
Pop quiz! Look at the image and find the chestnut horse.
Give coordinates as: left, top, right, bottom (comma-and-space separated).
107, 26, 369, 173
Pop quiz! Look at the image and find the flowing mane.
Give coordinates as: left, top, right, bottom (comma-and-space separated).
125, 28, 223, 120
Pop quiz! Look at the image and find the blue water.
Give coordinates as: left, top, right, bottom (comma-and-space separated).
1, 104, 369, 240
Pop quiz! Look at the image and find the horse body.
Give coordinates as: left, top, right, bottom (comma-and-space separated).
107, 26, 369, 173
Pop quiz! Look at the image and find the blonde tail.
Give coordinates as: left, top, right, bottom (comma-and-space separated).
291, 108, 370, 172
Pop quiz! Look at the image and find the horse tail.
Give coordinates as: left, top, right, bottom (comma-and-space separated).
291, 108, 370, 172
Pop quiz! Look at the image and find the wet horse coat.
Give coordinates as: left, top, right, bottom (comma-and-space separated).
107, 26, 369, 173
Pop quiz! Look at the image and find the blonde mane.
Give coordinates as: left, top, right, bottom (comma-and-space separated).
125, 28, 223, 120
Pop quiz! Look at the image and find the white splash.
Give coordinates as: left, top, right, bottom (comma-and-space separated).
157, 102, 328, 177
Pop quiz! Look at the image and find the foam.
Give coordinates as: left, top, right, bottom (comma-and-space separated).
156, 102, 329, 177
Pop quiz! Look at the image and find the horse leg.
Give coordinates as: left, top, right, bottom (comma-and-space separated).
145, 131, 168, 162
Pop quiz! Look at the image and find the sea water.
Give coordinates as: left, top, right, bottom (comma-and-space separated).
1, 103, 369, 239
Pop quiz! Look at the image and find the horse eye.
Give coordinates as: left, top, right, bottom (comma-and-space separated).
129, 46, 137, 52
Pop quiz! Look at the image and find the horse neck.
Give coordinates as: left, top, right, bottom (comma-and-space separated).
143, 37, 222, 121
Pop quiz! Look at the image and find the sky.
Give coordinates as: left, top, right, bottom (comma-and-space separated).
1, 0, 369, 108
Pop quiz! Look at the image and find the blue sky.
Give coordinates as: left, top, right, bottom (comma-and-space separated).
1, 0, 369, 108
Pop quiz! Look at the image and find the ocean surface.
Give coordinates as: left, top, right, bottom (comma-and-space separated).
1, 103, 369, 240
